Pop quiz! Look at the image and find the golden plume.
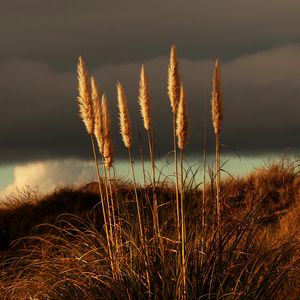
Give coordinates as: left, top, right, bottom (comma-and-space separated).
138, 65, 151, 131
211, 59, 224, 135
91, 77, 104, 155
117, 82, 132, 148
101, 94, 113, 169
176, 83, 188, 150
77, 56, 94, 135
167, 45, 181, 113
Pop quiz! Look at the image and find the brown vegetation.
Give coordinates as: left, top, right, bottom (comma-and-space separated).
0, 159, 300, 299
0, 46, 299, 299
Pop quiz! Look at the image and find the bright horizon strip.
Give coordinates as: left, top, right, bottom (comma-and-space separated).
0, 153, 289, 198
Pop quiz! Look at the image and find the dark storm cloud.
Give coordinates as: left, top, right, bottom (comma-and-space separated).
1, 0, 300, 70
0, 1, 300, 164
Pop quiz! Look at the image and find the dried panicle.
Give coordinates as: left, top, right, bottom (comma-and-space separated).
138, 65, 151, 131
101, 95, 114, 169
91, 77, 104, 155
211, 59, 224, 135
168, 45, 181, 113
117, 82, 132, 148
77, 56, 94, 135
176, 84, 188, 150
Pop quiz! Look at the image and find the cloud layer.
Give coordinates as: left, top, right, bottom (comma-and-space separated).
0, 1, 300, 165
0, 160, 95, 197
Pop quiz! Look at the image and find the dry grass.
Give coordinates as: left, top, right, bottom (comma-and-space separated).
168, 45, 181, 113
211, 58, 224, 227
101, 94, 114, 169
176, 83, 188, 151
1, 47, 300, 299
1, 163, 300, 299
138, 65, 151, 132
117, 81, 132, 149
92, 77, 104, 156
77, 56, 94, 135
211, 59, 223, 136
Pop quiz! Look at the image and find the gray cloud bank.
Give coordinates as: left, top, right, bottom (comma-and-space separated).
1, 0, 300, 68
0, 0, 300, 164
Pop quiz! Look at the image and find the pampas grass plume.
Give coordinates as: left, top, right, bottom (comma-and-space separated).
138, 65, 151, 131
91, 77, 104, 155
77, 56, 94, 135
211, 59, 224, 135
176, 83, 188, 150
101, 95, 113, 169
168, 45, 181, 113
117, 82, 132, 148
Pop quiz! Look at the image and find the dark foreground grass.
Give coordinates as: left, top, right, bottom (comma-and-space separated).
1, 159, 300, 299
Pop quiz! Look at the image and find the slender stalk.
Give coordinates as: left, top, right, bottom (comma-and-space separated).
138, 130, 147, 186
103, 164, 116, 242
173, 111, 180, 241
138, 64, 162, 269
90, 135, 109, 245
128, 146, 151, 297
102, 162, 119, 279
199, 85, 208, 271
176, 83, 188, 299
147, 128, 160, 241
128, 147, 144, 243
107, 167, 122, 277
216, 133, 221, 226
90, 77, 111, 251
147, 129, 156, 188
108, 168, 120, 226
100, 159, 112, 235
202, 88, 207, 231
211, 59, 223, 228
180, 149, 187, 300
90, 135, 115, 277
167, 45, 181, 242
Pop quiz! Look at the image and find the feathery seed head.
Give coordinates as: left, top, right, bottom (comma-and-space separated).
176, 83, 188, 150
77, 57, 94, 135
117, 82, 132, 148
211, 58, 224, 135
168, 45, 181, 113
91, 78, 104, 155
101, 95, 114, 169
138, 65, 151, 131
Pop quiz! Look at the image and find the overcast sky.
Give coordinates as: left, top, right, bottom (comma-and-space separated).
1, 0, 300, 193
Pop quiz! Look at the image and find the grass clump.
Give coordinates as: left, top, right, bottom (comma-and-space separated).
1, 46, 300, 299
1, 161, 300, 299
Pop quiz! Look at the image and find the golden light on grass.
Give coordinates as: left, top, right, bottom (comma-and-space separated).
116, 81, 145, 268
211, 59, 224, 135
138, 65, 151, 131
91, 77, 104, 156
211, 58, 224, 226
101, 95, 114, 169
1, 48, 298, 300
168, 45, 181, 250
177, 82, 188, 299
117, 82, 132, 149
77, 56, 94, 135
176, 84, 188, 150
90, 77, 113, 265
168, 45, 181, 113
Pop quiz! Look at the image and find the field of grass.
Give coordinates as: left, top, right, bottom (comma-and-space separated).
0, 46, 299, 299
0, 159, 300, 299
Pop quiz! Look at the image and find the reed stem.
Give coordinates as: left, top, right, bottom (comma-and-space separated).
128, 147, 144, 243
216, 133, 221, 227
180, 149, 187, 300
173, 111, 180, 241
90, 135, 114, 274
138, 130, 147, 186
